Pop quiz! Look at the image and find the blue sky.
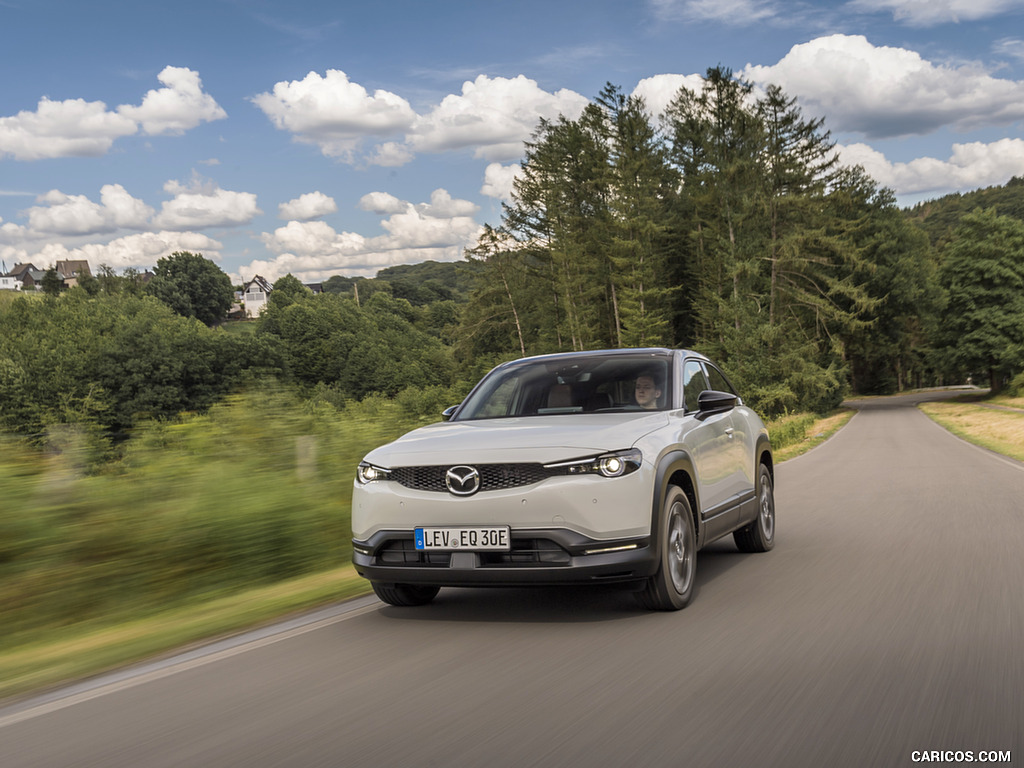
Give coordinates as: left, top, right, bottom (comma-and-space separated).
3, 0, 1024, 284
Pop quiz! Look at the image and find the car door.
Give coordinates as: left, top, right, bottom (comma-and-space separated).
702, 362, 755, 502
681, 359, 738, 534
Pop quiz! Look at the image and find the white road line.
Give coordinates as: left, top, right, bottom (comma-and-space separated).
0, 598, 380, 730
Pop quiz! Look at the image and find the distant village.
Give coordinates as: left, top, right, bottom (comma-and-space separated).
0, 260, 303, 320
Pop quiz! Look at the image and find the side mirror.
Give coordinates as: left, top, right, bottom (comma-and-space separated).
441, 405, 460, 421
697, 389, 738, 414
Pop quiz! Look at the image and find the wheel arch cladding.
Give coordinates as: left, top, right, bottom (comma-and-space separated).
652, 451, 701, 549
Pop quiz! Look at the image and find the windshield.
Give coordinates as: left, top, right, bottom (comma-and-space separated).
454, 354, 673, 420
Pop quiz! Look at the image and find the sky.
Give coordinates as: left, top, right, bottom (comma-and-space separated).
2, 0, 1024, 285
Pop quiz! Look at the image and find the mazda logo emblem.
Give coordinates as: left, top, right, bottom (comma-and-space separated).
445, 465, 481, 496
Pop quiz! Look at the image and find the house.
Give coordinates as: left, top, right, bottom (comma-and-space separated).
54, 260, 92, 288
241, 275, 273, 318
3, 263, 39, 290
0, 274, 20, 291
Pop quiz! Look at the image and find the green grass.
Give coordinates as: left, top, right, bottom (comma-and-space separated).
768, 409, 855, 462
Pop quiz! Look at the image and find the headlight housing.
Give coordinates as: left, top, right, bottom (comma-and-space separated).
356, 461, 391, 484
544, 448, 642, 478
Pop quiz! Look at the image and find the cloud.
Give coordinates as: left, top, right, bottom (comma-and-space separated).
632, 74, 708, 120
1, 231, 223, 271
650, 0, 779, 23
248, 189, 482, 280
994, 38, 1024, 62
0, 98, 137, 160
417, 189, 479, 218
24, 184, 154, 236
117, 66, 226, 135
838, 138, 1024, 196
278, 191, 337, 220
358, 192, 408, 215
847, 0, 1023, 26
406, 75, 590, 162
251, 70, 417, 160
153, 176, 262, 230
481, 163, 521, 200
0, 67, 224, 161
743, 34, 1024, 138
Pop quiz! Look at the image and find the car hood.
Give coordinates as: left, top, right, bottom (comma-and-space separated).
364, 413, 670, 466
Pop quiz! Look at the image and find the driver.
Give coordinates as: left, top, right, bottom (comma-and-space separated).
634, 373, 662, 410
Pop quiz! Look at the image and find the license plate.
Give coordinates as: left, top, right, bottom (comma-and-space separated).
415, 526, 511, 551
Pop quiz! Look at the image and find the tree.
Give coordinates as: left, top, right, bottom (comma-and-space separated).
41, 267, 63, 296
266, 273, 310, 310
147, 251, 233, 326
939, 208, 1024, 392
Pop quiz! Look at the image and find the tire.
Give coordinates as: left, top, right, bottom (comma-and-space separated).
371, 582, 440, 607
734, 463, 775, 553
636, 485, 696, 611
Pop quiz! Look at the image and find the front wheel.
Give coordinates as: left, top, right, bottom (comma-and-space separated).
636, 486, 696, 611
371, 582, 440, 606
734, 463, 775, 553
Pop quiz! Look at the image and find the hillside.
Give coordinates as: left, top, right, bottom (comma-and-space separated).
905, 176, 1024, 246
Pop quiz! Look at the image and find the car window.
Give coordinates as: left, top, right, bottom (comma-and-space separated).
682, 360, 709, 411
703, 364, 736, 396
455, 354, 673, 420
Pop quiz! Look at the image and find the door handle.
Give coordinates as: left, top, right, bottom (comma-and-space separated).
725, 427, 735, 438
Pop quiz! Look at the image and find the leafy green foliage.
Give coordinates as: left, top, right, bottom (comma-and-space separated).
0, 389, 446, 644
147, 250, 234, 326
0, 292, 280, 437
938, 208, 1024, 391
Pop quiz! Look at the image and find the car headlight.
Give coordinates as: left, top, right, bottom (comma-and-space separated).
356, 461, 392, 484
545, 448, 642, 478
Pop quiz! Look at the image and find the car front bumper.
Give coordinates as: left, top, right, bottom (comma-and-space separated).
352, 528, 657, 587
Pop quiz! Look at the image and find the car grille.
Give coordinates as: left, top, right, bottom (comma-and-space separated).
389, 463, 556, 493
376, 538, 571, 567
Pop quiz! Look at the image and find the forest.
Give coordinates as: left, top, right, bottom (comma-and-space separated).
3, 68, 1024, 646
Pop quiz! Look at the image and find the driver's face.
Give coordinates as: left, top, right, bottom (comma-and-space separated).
635, 376, 661, 409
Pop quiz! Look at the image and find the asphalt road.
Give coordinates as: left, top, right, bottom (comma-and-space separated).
2, 392, 1022, 767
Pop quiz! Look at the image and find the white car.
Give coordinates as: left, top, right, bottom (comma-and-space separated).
351, 348, 774, 610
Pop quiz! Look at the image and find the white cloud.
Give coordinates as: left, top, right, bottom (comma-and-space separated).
247, 189, 483, 280
24, 184, 154, 236
117, 66, 226, 135
0, 67, 224, 161
481, 162, 521, 200
278, 191, 337, 220
358, 192, 408, 215
368, 141, 415, 167
251, 72, 588, 166
650, 0, 778, 23
994, 38, 1024, 62
417, 189, 479, 218
838, 138, 1024, 196
1, 231, 223, 271
153, 176, 262, 230
847, 0, 1023, 26
251, 70, 417, 160
406, 75, 590, 162
743, 34, 1024, 138
0, 97, 137, 160
632, 74, 707, 120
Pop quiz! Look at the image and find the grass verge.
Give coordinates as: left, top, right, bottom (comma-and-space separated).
918, 400, 1024, 463
769, 409, 856, 462
0, 567, 370, 703
0, 408, 854, 706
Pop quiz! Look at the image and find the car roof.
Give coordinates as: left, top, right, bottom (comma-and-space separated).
495, 348, 706, 369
